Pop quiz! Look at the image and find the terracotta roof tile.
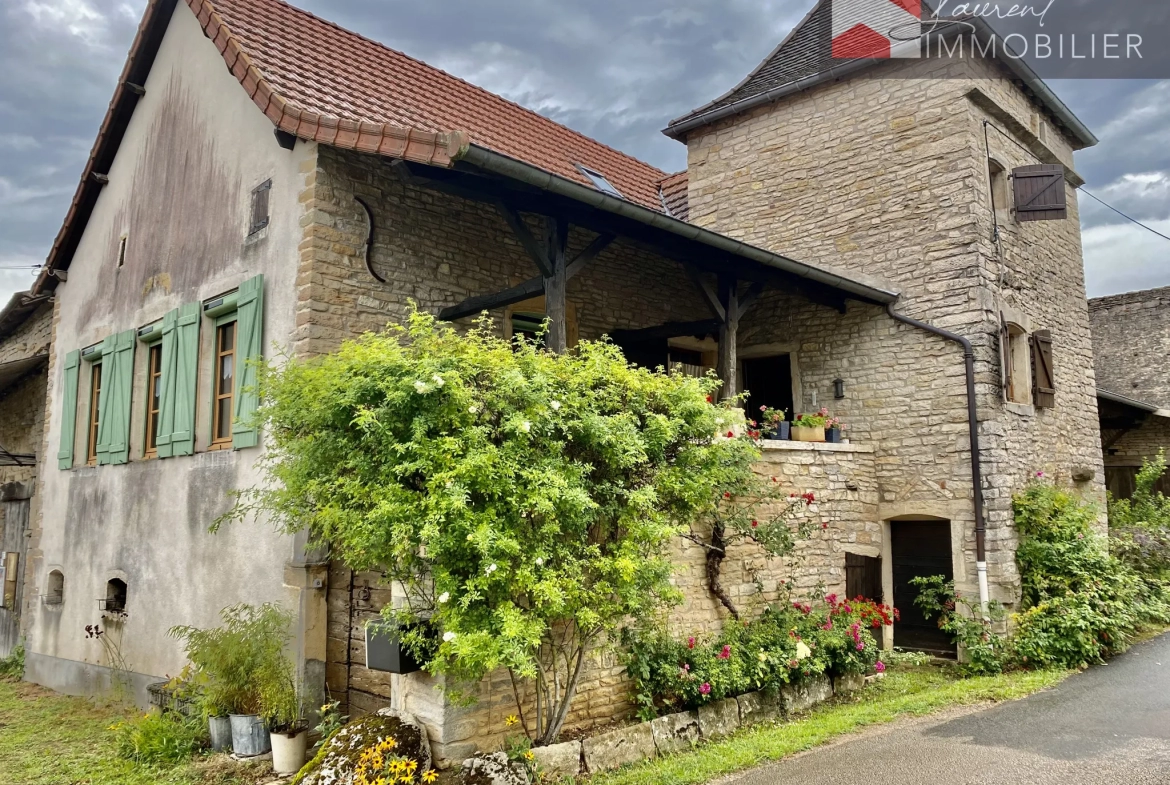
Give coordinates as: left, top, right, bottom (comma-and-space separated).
658, 171, 689, 221
204, 0, 670, 211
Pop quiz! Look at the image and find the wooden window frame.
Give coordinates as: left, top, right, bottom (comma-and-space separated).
210, 316, 237, 449
143, 342, 164, 457
86, 362, 102, 466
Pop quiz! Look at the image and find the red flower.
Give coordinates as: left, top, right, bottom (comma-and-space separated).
751, 520, 759, 528
726, 430, 735, 438
687, 636, 696, 649
719, 645, 731, 660
802, 492, 816, 503
706, 396, 713, 403
723, 491, 731, 499
821, 522, 828, 530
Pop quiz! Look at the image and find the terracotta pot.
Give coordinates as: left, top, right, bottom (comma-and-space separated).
791, 425, 825, 442
270, 728, 308, 774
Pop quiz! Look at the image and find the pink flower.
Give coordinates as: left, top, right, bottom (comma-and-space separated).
821, 622, 833, 631
683, 663, 690, 672
699, 682, 711, 695
1036, 470, 1045, 478
719, 645, 731, 660
874, 661, 886, 673
856, 642, 865, 651
687, 637, 696, 649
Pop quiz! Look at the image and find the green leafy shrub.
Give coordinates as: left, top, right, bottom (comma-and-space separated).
111, 710, 206, 766
221, 308, 762, 744
0, 642, 24, 679
625, 594, 890, 719
169, 603, 293, 718
1012, 481, 1170, 669
1109, 452, 1170, 581
911, 576, 1008, 675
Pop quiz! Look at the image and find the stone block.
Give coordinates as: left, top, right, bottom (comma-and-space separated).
582, 722, 655, 773
697, 698, 740, 739
650, 711, 700, 755
531, 740, 582, 781
780, 676, 833, 715
834, 672, 865, 694
460, 752, 528, 785
736, 690, 781, 726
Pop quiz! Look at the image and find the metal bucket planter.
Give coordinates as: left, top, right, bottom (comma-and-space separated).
270, 729, 308, 774
229, 714, 270, 756
765, 422, 790, 441
208, 716, 232, 752
825, 426, 842, 444
791, 425, 825, 442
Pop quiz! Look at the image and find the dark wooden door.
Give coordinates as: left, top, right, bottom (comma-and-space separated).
742, 355, 794, 422
891, 520, 956, 655
845, 553, 882, 602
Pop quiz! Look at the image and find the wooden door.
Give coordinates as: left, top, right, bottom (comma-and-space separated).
891, 520, 956, 655
845, 553, 882, 602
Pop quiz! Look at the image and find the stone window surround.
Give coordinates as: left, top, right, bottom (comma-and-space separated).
1000, 305, 1036, 416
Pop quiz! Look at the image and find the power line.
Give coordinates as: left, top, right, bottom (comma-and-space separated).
1077, 187, 1170, 244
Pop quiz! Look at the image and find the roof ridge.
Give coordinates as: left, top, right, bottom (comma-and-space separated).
247, 0, 668, 179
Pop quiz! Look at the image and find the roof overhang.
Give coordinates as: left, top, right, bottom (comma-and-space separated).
1098, 389, 1170, 419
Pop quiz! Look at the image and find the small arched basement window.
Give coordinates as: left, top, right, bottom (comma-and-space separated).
104, 578, 127, 614
47, 570, 65, 604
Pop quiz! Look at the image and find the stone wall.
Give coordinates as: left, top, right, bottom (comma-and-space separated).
1089, 286, 1170, 408
683, 55, 1105, 601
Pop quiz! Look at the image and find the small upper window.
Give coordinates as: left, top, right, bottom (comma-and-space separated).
249, 179, 271, 235
87, 362, 103, 465
988, 159, 1010, 222
144, 343, 163, 456
117, 235, 128, 268
575, 165, 623, 199
212, 320, 236, 446
1002, 323, 1032, 405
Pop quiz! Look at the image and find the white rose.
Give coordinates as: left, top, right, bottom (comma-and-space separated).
438, 592, 450, 603
469, 404, 479, 414
442, 631, 456, 643
414, 380, 429, 393
795, 641, 812, 661
535, 557, 544, 566
432, 374, 445, 387
487, 563, 498, 574
521, 421, 531, 433
550, 401, 561, 411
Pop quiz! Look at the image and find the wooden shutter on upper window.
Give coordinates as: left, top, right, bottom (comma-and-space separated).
1031, 329, 1056, 408
57, 349, 81, 469
249, 180, 271, 235
96, 330, 135, 465
1013, 164, 1067, 221
232, 274, 264, 449
157, 303, 200, 458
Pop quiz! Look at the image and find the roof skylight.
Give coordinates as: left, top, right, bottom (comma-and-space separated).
575, 164, 624, 199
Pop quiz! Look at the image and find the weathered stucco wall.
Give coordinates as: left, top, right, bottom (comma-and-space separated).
1089, 286, 1170, 409
684, 55, 1104, 602
26, 1, 318, 701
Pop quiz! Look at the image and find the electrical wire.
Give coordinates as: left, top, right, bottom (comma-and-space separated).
1077, 187, 1170, 244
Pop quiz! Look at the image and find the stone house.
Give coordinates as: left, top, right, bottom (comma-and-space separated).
20, 0, 1105, 765
0, 290, 52, 659
1089, 287, 1170, 498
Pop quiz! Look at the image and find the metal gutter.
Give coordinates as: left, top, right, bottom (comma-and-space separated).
885, 302, 990, 616
1098, 389, 1170, 419
454, 143, 900, 306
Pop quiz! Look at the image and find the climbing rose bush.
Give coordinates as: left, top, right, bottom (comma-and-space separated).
224, 307, 762, 744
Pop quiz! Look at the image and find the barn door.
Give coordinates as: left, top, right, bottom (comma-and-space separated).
891, 520, 956, 655
0, 493, 30, 659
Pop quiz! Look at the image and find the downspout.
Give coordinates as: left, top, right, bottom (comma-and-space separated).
885, 303, 990, 617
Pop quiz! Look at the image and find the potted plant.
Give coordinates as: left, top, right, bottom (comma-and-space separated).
791, 408, 829, 442
170, 603, 293, 757
758, 407, 789, 440
825, 416, 845, 444
258, 652, 308, 774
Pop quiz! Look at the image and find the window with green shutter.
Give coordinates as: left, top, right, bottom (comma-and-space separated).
96, 330, 135, 465
57, 350, 81, 470
232, 275, 263, 449
156, 303, 201, 458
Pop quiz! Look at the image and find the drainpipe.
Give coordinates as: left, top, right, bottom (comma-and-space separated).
885, 303, 990, 617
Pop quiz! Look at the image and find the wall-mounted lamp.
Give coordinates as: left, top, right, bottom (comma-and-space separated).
833, 378, 845, 399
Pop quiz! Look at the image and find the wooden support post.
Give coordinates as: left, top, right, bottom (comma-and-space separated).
544, 217, 569, 354
716, 275, 739, 401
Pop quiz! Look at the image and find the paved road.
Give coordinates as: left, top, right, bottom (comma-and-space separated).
723, 632, 1170, 785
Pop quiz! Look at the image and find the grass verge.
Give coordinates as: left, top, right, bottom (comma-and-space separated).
0, 678, 272, 785
589, 663, 1068, 785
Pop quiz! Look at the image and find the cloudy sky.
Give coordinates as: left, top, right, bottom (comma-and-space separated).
1, 0, 1168, 304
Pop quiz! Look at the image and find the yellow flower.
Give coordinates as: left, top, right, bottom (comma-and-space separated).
407, 760, 418, 771
422, 770, 438, 784
524, 750, 535, 761
505, 714, 519, 727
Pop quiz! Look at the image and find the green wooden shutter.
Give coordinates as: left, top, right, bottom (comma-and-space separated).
232, 274, 264, 449
161, 303, 200, 457
57, 350, 81, 470
155, 308, 180, 458
97, 330, 135, 465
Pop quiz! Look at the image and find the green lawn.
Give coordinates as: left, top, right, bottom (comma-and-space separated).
0, 679, 271, 785
589, 663, 1069, 785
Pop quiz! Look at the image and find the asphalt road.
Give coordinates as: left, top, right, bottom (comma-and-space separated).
722, 632, 1170, 785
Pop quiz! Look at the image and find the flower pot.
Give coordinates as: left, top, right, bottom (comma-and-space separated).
765, 422, 790, 440
825, 426, 842, 444
270, 729, 308, 774
208, 715, 232, 752
229, 714, 270, 757
365, 621, 425, 674
791, 425, 825, 442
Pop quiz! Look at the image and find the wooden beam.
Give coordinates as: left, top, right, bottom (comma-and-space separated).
439, 276, 544, 321
716, 275, 740, 401
496, 202, 553, 277
684, 264, 725, 323
566, 233, 615, 280
609, 319, 721, 344
544, 216, 569, 354
739, 281, 767, 314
